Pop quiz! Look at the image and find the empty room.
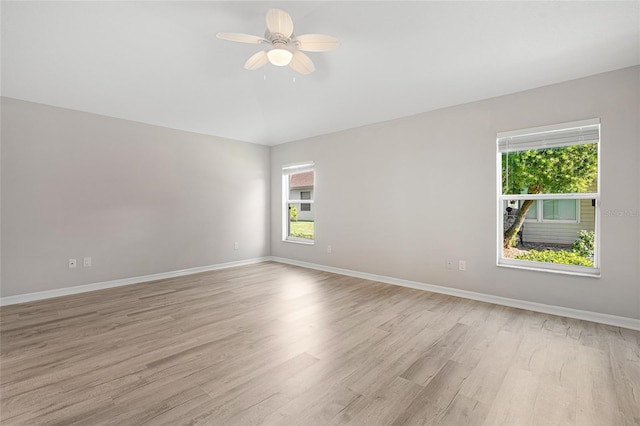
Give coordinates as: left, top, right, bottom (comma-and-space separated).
1, 1, 639, 425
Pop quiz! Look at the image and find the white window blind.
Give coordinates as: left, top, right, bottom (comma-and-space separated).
498, 118, 600, 153
282, 162, 314, 175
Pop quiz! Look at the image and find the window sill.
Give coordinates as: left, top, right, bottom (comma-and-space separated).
497, 258, 600, 278
283, 238, 315, 246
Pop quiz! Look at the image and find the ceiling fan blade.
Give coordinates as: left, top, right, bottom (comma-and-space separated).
216, 32, 268, 44
266, 9, 293, 38
244, 51, 269, 70
289, 50, 315, 75
295, 34, 340, 52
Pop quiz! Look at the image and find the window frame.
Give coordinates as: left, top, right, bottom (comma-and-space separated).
282, 162, 315, 245
496, 119, 600, 277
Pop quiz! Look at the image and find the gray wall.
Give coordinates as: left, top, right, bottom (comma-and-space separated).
1, 98, 270, 297
270, 66, 640, 320
2, 67, 638, 320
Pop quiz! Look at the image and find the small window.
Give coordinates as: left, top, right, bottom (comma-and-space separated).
300, 191, 311, 211
521, 199, 579, 223
282, 163, 315, 243
542, 199, 578, 222
497, 119, 600, 276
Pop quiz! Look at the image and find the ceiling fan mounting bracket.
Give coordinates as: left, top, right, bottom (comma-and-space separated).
264, 30, 292, 46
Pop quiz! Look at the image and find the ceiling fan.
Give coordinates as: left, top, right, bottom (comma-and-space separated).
216, 8, 339, 75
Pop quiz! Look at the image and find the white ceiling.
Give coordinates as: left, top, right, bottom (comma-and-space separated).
2, 1, 639, 145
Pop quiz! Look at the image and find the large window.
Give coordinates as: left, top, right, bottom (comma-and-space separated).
282, 163, 315, 243
497, 119, 600, 275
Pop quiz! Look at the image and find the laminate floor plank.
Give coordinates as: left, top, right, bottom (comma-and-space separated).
344, 327, 442, 398
1, 261, 638, 425
400, 322, 471, 385
608, 338, 640, 424
455, 329, 524, 406
345, 377, 423, 426
390, 359, 477, 426
530, 379, 576, 426
436, 394, 489, 426
263, 380, 361, 425
576, 344, 623, 426
482, 366, 539, 425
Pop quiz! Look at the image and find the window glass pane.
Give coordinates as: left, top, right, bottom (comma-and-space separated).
543, 200, 577, 221
504, 200, 536, 223
289, 204, 314, 240
290, 172, 314, 192
523, 200, 537, 219
502, 198, 594, 268
287, 170, 314, 241
502, 143, 598, 195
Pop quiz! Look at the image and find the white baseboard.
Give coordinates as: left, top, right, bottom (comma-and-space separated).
0, 257, 271, 306
270, 257, 640, 331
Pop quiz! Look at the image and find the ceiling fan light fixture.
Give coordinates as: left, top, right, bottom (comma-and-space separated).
267, 45, 293, 66
217, 9, 338, 74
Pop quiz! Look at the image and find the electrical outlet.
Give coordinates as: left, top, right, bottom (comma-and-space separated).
83, 257, 92, 267
68, 258, 77, 269
234, 242, 239, 250
446, 259, 454, 270
459, 260, 467, 271
327, 245, 332, 254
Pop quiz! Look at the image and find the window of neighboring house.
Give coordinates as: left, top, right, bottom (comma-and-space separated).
524, 200, 538, 220
522, 199, 579, 223
282, 163, 315, 243
497, 119, 600, 276
300, 191, 311, 211
542, 199, 578, 222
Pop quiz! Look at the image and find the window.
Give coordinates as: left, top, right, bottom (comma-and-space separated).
300, 191, 311, 211
522, 199, 579, 223
542, 199, 578, 222
497, 119, 600, 275
282, 163, 315, 243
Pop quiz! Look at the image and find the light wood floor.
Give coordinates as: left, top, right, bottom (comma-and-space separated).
1, 262, 639, 425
